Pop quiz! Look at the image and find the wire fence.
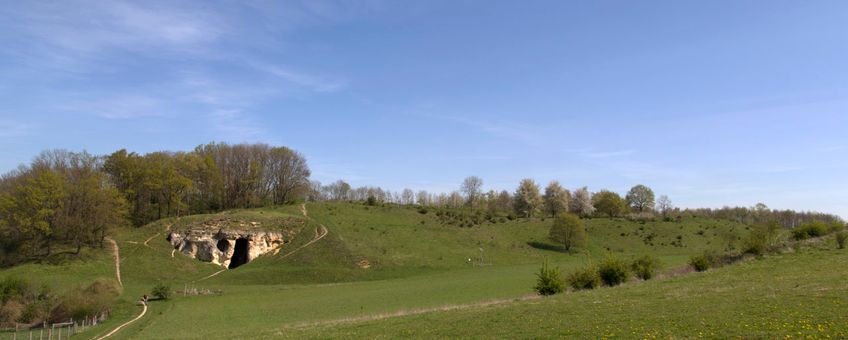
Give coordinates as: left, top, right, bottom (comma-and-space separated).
0, 312, 108, 340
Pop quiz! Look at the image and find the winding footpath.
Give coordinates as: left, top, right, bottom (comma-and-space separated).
95, 303, 147, 340
276, 203, 328, 259
105, 237, 122, 287
97, 237, 147, 339
277, 224, 328, 260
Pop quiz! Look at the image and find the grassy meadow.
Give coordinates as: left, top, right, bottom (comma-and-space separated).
0, 202, 844, 339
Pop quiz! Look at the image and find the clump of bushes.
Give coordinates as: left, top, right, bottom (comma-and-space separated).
0, 277, 54, 326
366, 195, 378, 206
50, 279, 120, 322
631, 255, 662, 280
792, 221, 831, 240
836, 231, 847, 249
549, 213, 587, 253
566, 265, 601, 290
689, 250, 722, 272
152, 282, 171, 300
689, 254, 711, 272
597, 255, 630, 286
625, 212, 656, 223
534, 259, 564, 296
743, 221, 781, 255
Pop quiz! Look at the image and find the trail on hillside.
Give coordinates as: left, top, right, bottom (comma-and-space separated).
198, 268, 227, 281
282, 295, 540, 331
95, 302, 147, 340
274, 203, 328, 258
97, 237, 149, 339
143, 233, 160, 248
277, 224, 328, 259
105, 237, 122, 287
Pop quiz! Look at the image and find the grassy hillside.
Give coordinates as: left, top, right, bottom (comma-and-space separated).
1, 202, 838, 339
277, 246, 848, 339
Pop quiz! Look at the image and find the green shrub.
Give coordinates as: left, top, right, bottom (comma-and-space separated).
836, 231, 847, 249
50, 279, 120, 322
533, 259, 564, 296
152, 282, 171, 300
366, 195, 378, 206
597, 255, 630, 286
689, 250, 721, 272
792, 221, 831, 240
0, 277, 29, 304
689, 254, 710, 272
549, 213, 587, 252
631, 255, 662, 280
743, 221, 781, 255
0, 278, 54, 324
566, 266, 600, 290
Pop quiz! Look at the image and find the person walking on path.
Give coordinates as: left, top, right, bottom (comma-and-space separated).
142, 294, 148, 306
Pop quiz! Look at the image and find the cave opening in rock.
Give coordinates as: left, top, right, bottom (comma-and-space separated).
228, 238, 249, 269
216, 239, 229, 252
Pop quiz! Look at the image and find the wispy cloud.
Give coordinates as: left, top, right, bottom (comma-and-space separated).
63, 94, 164, 119
252, 63, 347, 93
444, 116, 545, 146
7, 1, 222, 54
209, 109, 265, 141
0, 120, 31, 137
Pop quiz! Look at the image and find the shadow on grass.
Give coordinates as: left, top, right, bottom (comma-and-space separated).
527, 241, 567, 253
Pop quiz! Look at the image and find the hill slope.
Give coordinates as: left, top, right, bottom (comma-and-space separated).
2, 202, 837, 339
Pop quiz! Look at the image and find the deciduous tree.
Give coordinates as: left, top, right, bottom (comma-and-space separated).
569, 187, 595, 217
549, 213, 587, 252
626, 184, 655, 212
543, 181, 570, 217
513, 179, 542, 218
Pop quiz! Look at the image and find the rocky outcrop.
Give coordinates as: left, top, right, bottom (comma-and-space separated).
168, 228, 294, 268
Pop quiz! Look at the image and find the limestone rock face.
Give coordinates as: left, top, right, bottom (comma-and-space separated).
168, 228, 291, 268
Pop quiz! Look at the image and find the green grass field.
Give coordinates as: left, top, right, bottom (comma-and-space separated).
1, 202, 844, 339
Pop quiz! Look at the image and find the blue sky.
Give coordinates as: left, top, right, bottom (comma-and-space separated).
1, 1, 847, 217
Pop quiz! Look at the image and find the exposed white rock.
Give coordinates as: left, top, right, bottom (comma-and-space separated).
168, 228, 291, 268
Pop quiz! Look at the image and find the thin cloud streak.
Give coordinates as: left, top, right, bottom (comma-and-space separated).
0, 120, 31, 137
63, 94, 165, 119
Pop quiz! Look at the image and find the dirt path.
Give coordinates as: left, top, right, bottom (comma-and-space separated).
95, 303, 147, 340
97, 238, 149, 339
279, 203, 327, 258
277, 224, 328, 259
143, 232, 160, 248
105, 237, 122, 287
282, 295, 540, 331
198, 268, 227, 281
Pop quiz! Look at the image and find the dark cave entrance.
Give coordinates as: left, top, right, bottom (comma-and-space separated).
216, 239, 229, 252
228, 238, 249, 269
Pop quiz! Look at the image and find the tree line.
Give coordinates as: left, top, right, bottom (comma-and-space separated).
310, 176, 842, 228
104, 142, 310, 225
0, 143, 311, 265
